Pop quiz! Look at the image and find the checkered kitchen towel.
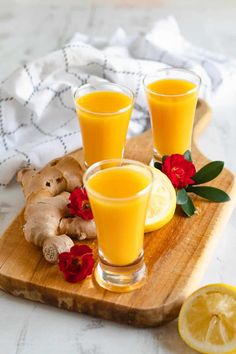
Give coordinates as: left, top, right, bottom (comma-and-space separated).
0, 17, 235, 187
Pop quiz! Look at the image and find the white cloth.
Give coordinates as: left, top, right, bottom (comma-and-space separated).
0, 16, 235, 187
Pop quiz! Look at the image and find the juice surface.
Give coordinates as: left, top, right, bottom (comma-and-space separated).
146, 79, 198, 156
87, 166, 151, 266
76, 91, 132, 166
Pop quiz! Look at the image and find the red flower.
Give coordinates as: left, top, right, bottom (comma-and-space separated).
58, 244, 94, 283
68, 187, 93, 220
162, 154, 196, 189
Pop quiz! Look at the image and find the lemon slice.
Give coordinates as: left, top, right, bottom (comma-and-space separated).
178, 284, 236, 354
144, 167, 176, 232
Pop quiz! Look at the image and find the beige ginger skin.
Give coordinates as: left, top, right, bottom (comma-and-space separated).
17, 156, 96, 263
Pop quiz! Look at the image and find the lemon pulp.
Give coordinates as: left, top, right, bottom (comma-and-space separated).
144, 167, 176, 232
178, 284, 236, 354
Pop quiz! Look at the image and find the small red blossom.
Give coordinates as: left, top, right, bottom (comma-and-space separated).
162, 154, 196, 189
58, 244, 94, 283
68, 187, 93, 220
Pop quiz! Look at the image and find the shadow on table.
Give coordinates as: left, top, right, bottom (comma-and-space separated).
151, 319, 198, 354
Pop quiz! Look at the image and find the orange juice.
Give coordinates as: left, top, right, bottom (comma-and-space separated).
146, 79, 198, 156
76, 91, 133, 166
86, 166, 152, 266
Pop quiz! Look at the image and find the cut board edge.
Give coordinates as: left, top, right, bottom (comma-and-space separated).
0, 175, 235, 327
0, 99, 236, 327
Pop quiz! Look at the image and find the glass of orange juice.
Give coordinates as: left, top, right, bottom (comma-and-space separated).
143, 68, 201, 162
74, 83, 134, 168
83, 158, 153, 292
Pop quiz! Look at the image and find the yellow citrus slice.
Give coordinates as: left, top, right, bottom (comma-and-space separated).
144, 167, 176, 233
178, 284, 236, 354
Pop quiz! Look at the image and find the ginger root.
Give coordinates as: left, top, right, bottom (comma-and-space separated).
43, 235, 74, 263
18, 156, 84, 198
17, 156, 97, 263
59, 217, 97, 240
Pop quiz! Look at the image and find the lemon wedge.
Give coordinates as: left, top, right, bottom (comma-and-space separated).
178, 284, 236, 354
144, 167, 176, 233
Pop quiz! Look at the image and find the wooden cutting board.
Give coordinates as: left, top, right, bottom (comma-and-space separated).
0, 100, 235, 327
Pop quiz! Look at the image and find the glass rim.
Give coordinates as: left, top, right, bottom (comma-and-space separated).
83, 158, 153, 202
74, 82, 135, 116
143, 67, 201, 98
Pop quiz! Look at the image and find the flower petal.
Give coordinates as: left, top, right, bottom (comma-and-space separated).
70, 244, 93, 256
58, 252, 71, 271
162, 154, 196, 189
67, 187, 93, 219
81, 253, 94, 276
58, 243, 94, 283
64, 271, 82, 283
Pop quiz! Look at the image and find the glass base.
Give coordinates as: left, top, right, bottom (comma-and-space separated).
94, 255, 146, 293
149, 158, 157, 167
149, 148, 162, 166
149, 156, 162, 167
150, 146, 192, 166
84, 160, 89, 170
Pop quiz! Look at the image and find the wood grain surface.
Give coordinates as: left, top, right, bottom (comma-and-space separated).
0, 99, 235, 327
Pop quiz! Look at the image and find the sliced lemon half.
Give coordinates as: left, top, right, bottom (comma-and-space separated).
144, 167, 176, 233
178, 284, 236, 354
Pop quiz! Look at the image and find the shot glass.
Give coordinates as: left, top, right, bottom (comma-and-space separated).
74, 83, 134, 168
143, 68, 201, 162
83, 158, 153, 292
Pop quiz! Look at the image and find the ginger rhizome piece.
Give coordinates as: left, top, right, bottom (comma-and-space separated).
17, 156, 96, 263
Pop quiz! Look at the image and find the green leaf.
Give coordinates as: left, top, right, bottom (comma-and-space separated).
193, 161, 224, 184
181, 194, 196, 217
176, 188, 188, 205
188, 186, 230, 202
154, 162, 162, 171
184, 150, 192, 162
162, 155, 168, 163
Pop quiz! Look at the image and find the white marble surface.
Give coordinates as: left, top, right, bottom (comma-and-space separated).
0, 0, 236, 353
